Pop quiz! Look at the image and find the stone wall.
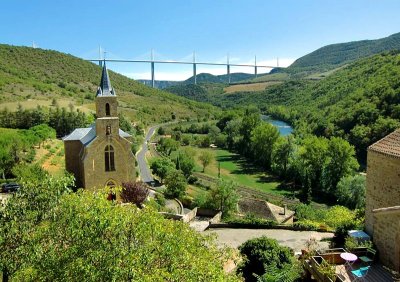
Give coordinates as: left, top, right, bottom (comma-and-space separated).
82, 135, 135, 191
64, 140, 83, 188
366, 149, 400, 271
373, 213, 400, 271
366, 151, 400, 233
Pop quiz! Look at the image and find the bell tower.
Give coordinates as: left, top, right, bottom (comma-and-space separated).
95, 62, 119, 137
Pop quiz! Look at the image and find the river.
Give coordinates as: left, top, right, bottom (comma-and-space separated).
261, 115, 293, 136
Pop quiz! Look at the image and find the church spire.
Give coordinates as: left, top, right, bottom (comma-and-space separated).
97, 61, 116, 96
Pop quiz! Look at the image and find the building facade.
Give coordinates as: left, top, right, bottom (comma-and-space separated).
365, 129, 400, 272
63, 63, 135, 190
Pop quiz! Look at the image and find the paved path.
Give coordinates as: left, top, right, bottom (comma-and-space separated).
136, 125, 159, 183
203, 228, 334, 252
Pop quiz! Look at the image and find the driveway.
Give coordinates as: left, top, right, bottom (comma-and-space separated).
203, 228, 334, 252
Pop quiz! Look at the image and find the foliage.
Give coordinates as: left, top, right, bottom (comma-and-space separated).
256, 261, 301, 282
288, 32, 400, 74
198, 51, 400, 161
150, 157, 175, 183
164, 170, 187, 199
0, 44, 218, 127
0, 175, 74, 279
174, 148, 195, 178
225, 214, 277, 227
238, 236, 296, 282
0, 105, 93, 137
0, 181, 238, 281
293, 220, 322, 231
199, 150, 214, 172
295, 204, 361, 230
250, 123, 280, 169
336, 174, 366, 209
322, 137, 359, 193
271, 136, 294, 178
120, 181, 150, 207
317, 260, 336, 281
344, 237, 373, 251
157, 137, 179, 156
206, 179, 239, 218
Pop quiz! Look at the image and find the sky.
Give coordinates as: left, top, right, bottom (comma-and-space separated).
2, 0, 400, 81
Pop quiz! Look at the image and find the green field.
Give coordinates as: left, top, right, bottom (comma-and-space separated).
192, 147, 285, 196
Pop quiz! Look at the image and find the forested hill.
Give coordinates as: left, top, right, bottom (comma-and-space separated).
210, 51, 400, 160
0, 44, 217, 125
184, 72, 257, 84
287, 32, 400, 74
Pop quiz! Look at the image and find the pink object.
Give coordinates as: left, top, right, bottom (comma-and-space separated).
341, 252, 358, 262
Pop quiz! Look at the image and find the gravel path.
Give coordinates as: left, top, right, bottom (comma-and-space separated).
203, 228, 334, 252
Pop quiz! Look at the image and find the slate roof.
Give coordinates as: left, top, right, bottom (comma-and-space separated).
63, 125, 131, 145
96, 62, 116, 97
368, 129, 400, 158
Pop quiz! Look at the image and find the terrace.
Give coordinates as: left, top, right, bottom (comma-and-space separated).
303, 248, 398, 281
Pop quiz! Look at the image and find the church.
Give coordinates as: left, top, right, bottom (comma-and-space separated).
63, 63, 136, 190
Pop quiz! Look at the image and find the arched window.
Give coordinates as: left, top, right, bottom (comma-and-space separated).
105, 145, 115, 171
105, 103, 110, 116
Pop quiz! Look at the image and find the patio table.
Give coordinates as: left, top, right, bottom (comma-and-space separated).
340, 252, 358, 271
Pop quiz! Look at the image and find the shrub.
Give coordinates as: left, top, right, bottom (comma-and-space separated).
238, 237, 295, 282
120, 181, 150, 207
293, 220, 321, 231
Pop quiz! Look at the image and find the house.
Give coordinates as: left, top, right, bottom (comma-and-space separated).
63, 63, 135, 192
365, 129, 400, 272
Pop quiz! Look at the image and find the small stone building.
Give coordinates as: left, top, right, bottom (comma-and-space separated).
365, 129, 400, 272
63, 63, 135, 190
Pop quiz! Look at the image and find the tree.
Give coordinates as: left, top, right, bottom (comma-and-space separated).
250, 123, 280, 169
238, 237, 297, 282
336, 174, 366, 209
323, 137, 359, 195
0, 175, 74, 281
199, 150, 214, 172
0, 181, 238, 281
224, 118, 242, 150
271, 135, 294, 178
150, 157, 175, 183
175, 149, 195, 178
298, 136, 329, 195
239, 107, 261, 157
121, 181, 150, 207
207, 179, 239, 218
157, 137, 179, 156
164, 170, 187, 199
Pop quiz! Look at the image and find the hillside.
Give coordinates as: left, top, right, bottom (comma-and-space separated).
184, 72, 258, 84
289, 32, 400, 75
201, 51, 400, 159
0, 44, 218, 126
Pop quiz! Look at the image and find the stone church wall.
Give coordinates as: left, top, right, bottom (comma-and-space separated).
64, 140, 83, 188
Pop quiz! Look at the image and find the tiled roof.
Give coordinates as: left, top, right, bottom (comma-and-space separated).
368, 129, 400, 157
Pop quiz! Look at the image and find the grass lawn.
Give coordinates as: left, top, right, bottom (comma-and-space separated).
191, 147, 288, 196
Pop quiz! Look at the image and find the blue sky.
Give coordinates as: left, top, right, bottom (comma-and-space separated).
2, 0, 400, 80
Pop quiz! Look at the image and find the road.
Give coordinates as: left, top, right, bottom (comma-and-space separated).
203, 228, 334, 252
137, 124, 159, 183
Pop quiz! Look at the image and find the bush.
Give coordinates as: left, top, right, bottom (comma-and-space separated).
155, 193, 166, 207
187, 175, 198, 185
238, 237, 295, 282
120, 181, 150, 207
293, 220, 321, 231
226, 214, 277, 227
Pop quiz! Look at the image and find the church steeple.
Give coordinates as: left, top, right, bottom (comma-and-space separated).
97, 61, 116, 96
